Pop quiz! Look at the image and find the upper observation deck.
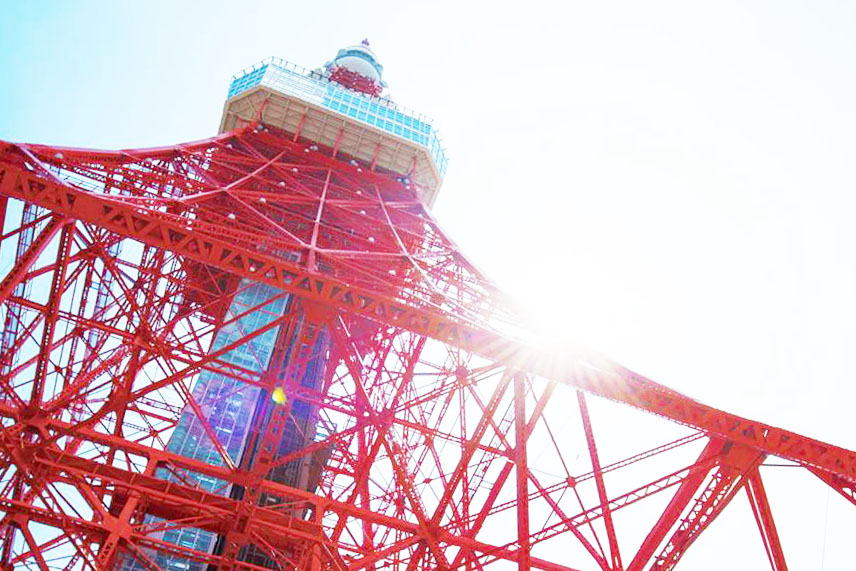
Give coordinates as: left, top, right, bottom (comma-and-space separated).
219, 57, 448, 206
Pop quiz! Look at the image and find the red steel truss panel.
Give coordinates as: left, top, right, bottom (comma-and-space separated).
0, 125, 852, 570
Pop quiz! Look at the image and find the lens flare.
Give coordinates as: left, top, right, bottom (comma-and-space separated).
271, 387, 287, 405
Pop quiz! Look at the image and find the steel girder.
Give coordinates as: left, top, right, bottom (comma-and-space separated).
0, 126, 851, 570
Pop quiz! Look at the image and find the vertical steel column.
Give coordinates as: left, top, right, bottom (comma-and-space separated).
745, 469, 788, 571
578, 391, 622, 570
514, 373, 530, 570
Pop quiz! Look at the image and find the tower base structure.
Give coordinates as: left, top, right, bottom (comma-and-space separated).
0, 123, 853, 571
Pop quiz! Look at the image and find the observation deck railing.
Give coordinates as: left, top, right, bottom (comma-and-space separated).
228, 57, 448, 177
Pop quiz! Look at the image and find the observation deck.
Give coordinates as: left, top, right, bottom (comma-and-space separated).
220, 57, 448, 206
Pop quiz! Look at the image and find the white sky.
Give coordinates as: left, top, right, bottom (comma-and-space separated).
1, 1, 855, 569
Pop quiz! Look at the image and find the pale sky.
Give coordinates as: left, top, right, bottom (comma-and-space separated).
1, 1, 855, 569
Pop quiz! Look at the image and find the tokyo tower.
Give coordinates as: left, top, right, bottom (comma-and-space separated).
0, 41, 852, 571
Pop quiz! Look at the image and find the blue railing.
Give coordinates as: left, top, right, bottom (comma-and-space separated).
227, 57, 448, 177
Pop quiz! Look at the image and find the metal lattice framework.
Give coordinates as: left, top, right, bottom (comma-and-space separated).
0, 125, 852, 571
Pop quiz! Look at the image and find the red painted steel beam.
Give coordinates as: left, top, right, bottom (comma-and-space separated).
746, 469, 788, 571
577, 391, 622, 571
809, 467, 856, 507
18, 520, 52, 571
460, 379, 610, 570
520, 460, 714, 552
30, 449, 336, 559
627, 439, 725, 571
0, 214, 65, 307
648, 446, 765, 570
514, 373, 531, 571
427, 370, 512, 527
28, 221, 74, 411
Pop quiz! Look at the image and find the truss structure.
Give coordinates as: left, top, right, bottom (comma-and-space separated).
0, 125, 852, 570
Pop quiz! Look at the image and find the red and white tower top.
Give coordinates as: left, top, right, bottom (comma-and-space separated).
325, 39, 387, 97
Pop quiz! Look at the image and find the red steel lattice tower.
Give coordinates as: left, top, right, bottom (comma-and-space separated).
0, 42, 853, 571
